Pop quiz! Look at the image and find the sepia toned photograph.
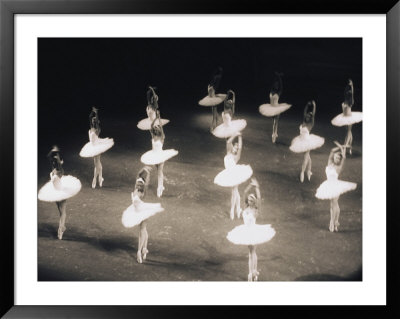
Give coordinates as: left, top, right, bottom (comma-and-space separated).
37, 38, 362, 282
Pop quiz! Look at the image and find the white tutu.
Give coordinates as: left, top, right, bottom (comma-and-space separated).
38, 175, 82, 202
259, 103, 292, 117
227, 224, 276, 245
198, 94, 227, 107
214, 164, 253, 187
137, 118, 170, 130
80, 138, 114, 157
141, 149, 178, 165
212, 119, 247, 138
331, 112, 363, 126
290, 134, 325, 153
316, 179, 357, 199
122, 202, 164, 228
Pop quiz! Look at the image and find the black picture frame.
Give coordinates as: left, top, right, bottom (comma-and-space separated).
1, 0, 399, 318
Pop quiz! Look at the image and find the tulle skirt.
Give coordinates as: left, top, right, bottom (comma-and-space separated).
140, 149, 178, 165
122, 202, 164, 228
137, 118, 170, 130
212, 119, 247, 138
38, 175, 82, 202
289, 134, 325, 153
79, 138, 114, 157
227, 224, 276, 245
315, 179, 357, 200
331, 112, 363, 126
198, 94, 227, 107
214, 164, 253, 187
259, 103, 292, 117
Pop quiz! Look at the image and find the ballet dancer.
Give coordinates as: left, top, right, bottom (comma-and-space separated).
259, 72, 292, 143
212, 90, 247, 139
331, 79, 362, 155
289, 101, 325, 182
214, 132, 253, 220
315, 142, 357, 232
38, 146, 82, 240
227, 178, 276, 281
140, 113, 178, 197
137, 86, 170, 130
198, 67, 227, 131
79, 107, 114, 188
122, 166, 164, 263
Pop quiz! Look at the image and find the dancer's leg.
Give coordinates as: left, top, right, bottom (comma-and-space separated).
97, 155, 104, 187
252, 246, 259, 281
300, 152, 308, 182
141, 221, 149, 260
56, 200, 67, 240
230, 188, 235, 220
248, 246, 253, 281
211, 106, 218, 131
235, 187, 241, 218
334, 197, 341, 232
329, 200, 335, 232
157, 163, 165, 197
306, 151, 312, 181
272, 115, 280, 143
92, 157, 98, 188
137, 222, 145, 263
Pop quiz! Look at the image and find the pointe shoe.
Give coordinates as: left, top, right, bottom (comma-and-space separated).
99, 177, 104, 187
142, 248, 149, 261
272, 134, 277, 144
58, 226, 66, 240
137, 251, 143, 264
237, 208, 242, 219
334, 221, 340, 232
307, 171, 312, 181
329, 222, 335, 232
157, 186, 165, 198
253, 270, 259, 281
300, 172, 304, 183
248, 273, 253, 282
349, 148, 352, 155
92, 178, 96, 189
230, 211, 235, 220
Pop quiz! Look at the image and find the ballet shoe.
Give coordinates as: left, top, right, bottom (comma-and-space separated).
307, 171, 312, 181
329, 222, 335, 233
272, 133, 277, 143
92, 178, 96, 189
349, 148, 352, 155
248, 273, 253, 282
230, 211, 235, 220
137, 251, 143, 264
142, 248, 149, 260
300, 172, 304, 183
99, 177, 104, 187
58, 226, 66, 240
237, 208, 242, 219
334, 221, 340, 232
157, 186, 165, 198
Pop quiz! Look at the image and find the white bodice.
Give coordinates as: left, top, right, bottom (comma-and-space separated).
146, 106, 157, 121
152, 139, 163, 152
269, 93, 279, 106
342, 103, 352, 116
299, 125, 310, 138
132, 194, 144, 209
325, 165, 338, 181
222, 112, 232, 126
208, 85, 216, 97
224, 154, 236, 169
50, 171, 62, 190
89, 129, 99, 144
242, 207, 257, 225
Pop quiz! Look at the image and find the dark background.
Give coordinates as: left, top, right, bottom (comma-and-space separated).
38, 38, 362, 156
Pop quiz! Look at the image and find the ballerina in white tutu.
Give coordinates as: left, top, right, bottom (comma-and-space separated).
198, 67, 226, 131
122, 166, 164, 263
214, 132, 253, 220
137, 86, 170, 130
315, 142, 357, 232
289, 101, 325, 182
79, 107, 114, 188
331, 79, 362, 155
259, 72, 292, 143
212, 90, 247, 138
140, 114, 178, 197
227, 178, 276, 281
38, 146, 81, 240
